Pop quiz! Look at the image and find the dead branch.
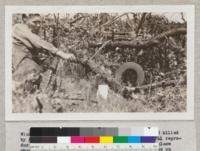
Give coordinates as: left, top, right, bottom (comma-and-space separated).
125, 14, 135, 30
137, 80, 179, 89
69, 16, 86, 25
89, 40, 111, 61
181, 12, 186, 23
136, 13, 147, 35
89, 39, 159, 49
152, 27, 186, 41
100, 13, 129, 27
125, 79, 185, 92
89, 28, 186, 49
35, 97, 43, 113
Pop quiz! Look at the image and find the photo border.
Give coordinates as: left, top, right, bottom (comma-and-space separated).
5, 5, 194, 121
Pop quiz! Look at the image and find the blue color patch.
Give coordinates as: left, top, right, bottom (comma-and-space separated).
141, 136, 157, 143
128, 136, 141, 143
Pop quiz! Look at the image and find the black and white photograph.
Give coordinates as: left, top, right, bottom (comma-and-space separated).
5, 6, 194, 120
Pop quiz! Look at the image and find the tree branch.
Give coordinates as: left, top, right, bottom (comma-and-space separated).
89, 28, 186, 49
135, 13, 147, 35
100, 13, 129, 27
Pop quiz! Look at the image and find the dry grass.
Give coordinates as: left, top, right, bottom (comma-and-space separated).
12, 75, 186, 113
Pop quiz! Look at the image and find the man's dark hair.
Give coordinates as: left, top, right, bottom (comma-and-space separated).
28, 13, 41, 18
22, 13, 40, 20
22, 14, 27, 20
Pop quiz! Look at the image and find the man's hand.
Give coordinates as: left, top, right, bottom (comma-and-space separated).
56, 51, 76, 61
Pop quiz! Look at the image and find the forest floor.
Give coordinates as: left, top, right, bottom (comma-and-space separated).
12, 73, 186, 113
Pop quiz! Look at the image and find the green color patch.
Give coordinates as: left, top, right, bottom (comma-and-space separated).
113, 136, 128, 143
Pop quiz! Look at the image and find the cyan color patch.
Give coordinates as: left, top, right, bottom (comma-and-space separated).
128, 136, 141, 143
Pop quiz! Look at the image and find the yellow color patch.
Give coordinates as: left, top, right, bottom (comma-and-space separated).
100, 136, 113, 143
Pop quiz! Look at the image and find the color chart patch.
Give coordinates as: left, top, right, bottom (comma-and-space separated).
30, 127, 159, 150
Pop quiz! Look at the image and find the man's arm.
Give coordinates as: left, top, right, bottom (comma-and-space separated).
13, 24, 75, 60
13, 24, 58, 54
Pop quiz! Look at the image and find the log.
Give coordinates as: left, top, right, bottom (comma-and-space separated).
86, 59, 123, 93
89, 28, 186, 49
70, 52, 124, 93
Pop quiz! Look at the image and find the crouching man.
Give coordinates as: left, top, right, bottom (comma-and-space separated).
12, 14, 75, 93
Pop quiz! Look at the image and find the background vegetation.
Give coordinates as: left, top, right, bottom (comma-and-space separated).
12, 12, 187, 113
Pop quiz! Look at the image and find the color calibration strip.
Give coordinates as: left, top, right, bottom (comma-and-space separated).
30, 136, 157, 143
30, 127, 158, 150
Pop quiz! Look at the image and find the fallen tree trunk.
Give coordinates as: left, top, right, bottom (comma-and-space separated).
70, 53, 123, 93
89, 28, 186, 49
71, 55, 185, 96
85, 59, 123, 93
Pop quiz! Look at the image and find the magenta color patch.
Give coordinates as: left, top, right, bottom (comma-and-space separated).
71, 136, 85, 143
